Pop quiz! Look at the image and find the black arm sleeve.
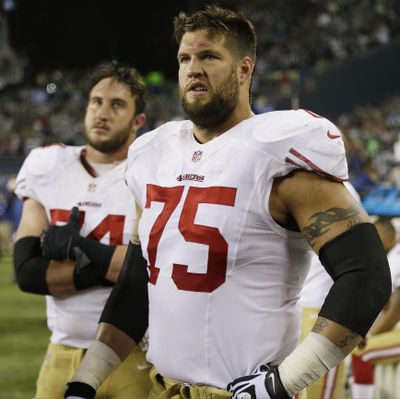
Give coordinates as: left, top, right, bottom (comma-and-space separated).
13, 236, 50, 295
318, 223, 392, 337
99, 242, 148, 344
76, 237, 116, 278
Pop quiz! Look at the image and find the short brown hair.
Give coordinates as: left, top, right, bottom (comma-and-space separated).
173, 5, 257, 63
87, 61, 147, 115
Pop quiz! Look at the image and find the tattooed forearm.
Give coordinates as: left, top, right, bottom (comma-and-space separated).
335, 331, 360, 350
312, 318, 331, 334
312, 317, 361, 353
302, 204, 363, 248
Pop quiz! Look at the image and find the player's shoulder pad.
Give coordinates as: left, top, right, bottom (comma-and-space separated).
251, 109, 333, 143
128, 120, 190, 160
251, 109, 347, 181
21, 144, 81, 178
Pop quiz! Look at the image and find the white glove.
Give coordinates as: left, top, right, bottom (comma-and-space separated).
227, 364, 292, 399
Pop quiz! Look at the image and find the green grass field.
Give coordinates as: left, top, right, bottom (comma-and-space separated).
0, 256, 49, 399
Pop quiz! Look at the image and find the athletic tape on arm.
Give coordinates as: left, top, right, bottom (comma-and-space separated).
71, 341, 121, 390
278, 332, 344, 396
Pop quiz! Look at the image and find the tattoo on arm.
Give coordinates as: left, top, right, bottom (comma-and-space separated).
335, 331, 360, 350
312, 317, 360, 350
302, 204, 363, 249
312, 318, 331, 334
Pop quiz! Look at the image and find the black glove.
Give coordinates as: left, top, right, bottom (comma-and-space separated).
41, 206, 81, 260
41, 206, 116, 290
64, 381, 96, 399
227, 364, 292, 399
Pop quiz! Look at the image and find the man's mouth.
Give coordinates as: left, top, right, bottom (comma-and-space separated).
187, 81, 208, 93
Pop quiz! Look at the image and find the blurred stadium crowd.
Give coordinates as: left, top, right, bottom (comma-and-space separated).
0, 0, 400, 256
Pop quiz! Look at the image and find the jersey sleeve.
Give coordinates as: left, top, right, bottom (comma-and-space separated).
15, 144, 72, 202
125, 129, 160, 208
125, 121, 186, 208
252, 109, 348, 181
388, 244, 400, 290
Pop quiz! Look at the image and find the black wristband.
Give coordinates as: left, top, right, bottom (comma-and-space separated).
64, 381, 96, 399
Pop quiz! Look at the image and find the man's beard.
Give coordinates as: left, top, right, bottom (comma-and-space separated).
181, 69, 239, 130
84, 119, 134, 154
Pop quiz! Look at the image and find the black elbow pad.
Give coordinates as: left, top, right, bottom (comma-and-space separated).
99, 242, 148, 344
318, 223, 392, 337
13, 236, 50, 295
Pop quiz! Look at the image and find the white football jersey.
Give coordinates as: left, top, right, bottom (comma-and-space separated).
387, 243, 400, 290
126, 109, 348, 388
15, 144, 136, 348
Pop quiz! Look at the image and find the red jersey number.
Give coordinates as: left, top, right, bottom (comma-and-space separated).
49, 209, 125, 245
145, 184, 237, 293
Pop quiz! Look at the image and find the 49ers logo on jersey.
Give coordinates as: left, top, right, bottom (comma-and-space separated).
176, 173, 205, 182
50, 208, 125, 245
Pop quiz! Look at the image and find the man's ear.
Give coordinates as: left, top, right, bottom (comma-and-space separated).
133, 113, 146, 132
238, 56, 254, 85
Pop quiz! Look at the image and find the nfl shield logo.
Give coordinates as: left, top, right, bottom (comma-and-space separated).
191, 150, 203, 163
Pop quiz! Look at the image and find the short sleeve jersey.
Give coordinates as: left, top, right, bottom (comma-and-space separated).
125, 109, 348, 388
15, 144, 136, 348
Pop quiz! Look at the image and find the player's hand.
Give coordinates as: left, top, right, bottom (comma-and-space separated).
227, 364, 292, 399
64, 381, 96, 399
41, 207, 81, 260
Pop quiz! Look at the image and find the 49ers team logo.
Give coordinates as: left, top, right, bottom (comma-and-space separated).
191, 150, 203, 163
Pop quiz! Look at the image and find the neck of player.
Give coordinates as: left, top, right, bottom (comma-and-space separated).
86, 137, 134, 164
193, 103, 254, 144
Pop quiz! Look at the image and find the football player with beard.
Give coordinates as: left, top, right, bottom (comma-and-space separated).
13, 62, 152, 399
64, 6, 391, 399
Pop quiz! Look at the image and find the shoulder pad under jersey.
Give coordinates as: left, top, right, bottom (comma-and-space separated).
128, 120, 190, 159
15, 144, 81, 199
251, 109, 348, 181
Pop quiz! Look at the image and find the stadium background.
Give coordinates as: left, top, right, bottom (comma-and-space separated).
0, 0, 399, 397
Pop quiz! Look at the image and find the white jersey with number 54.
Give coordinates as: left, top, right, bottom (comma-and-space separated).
15, 144, 136, 348
126, 109, 348, 389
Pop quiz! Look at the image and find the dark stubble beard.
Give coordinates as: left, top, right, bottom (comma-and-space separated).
84, 117, 135, 154
181, 68, 240, 130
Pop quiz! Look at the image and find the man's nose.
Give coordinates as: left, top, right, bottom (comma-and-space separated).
187, 58, 204, 77
96, 103, 111, 119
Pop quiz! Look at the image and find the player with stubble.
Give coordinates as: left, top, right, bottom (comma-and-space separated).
64, 6, 391, 399
13, 62, 152, 399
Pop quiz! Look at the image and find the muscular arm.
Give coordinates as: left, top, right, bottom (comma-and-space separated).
266, 170, 392, 397
15, 198, 75, 295
271, 170, 372, 354
15, 198, 127, 296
